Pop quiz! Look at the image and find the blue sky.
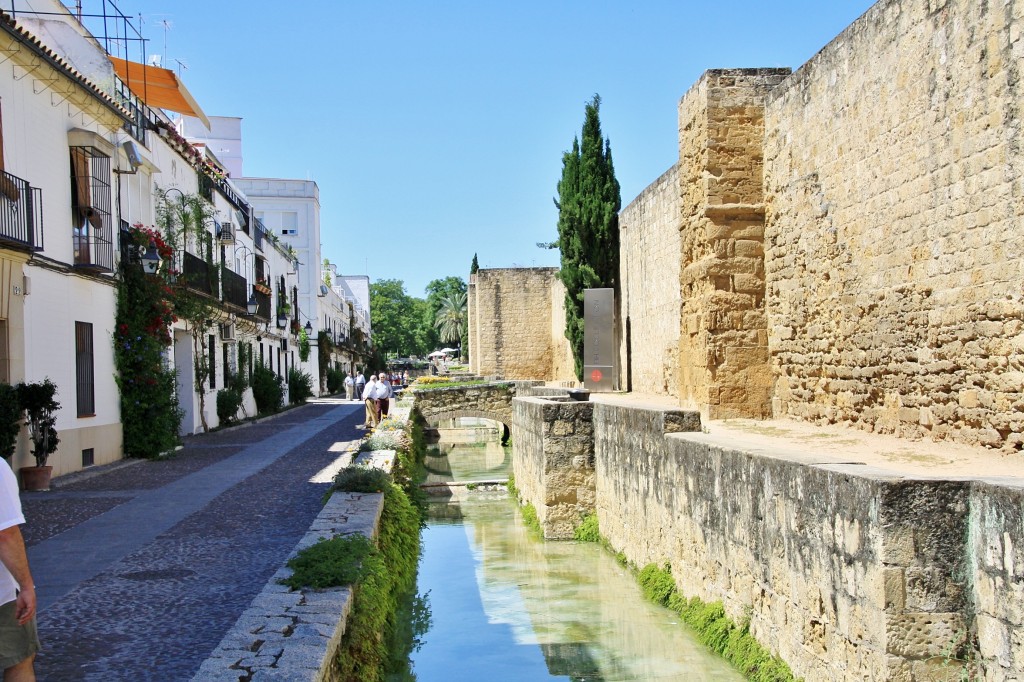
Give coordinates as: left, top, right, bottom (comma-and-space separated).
120, 1, 875, 297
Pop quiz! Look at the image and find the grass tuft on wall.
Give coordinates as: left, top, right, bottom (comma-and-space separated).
638, 563, 800, 682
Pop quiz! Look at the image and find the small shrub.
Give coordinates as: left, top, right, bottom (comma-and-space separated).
288, 367, 314, 404
326, 368, 345, 394
17, 379, 60, 467
0, 383, 20, 461
520, 501, 542, 537
574, 513, 601, 543
216, 388, 243, 425
279, 534, 374, 590
333, 466, 393, 493
252, 363, 284, 415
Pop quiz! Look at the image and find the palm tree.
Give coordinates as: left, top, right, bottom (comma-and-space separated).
433, 291, 467, 346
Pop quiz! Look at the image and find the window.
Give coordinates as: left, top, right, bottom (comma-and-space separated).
209, 334, 216, 389
281, 211, 298, 236
222, 343, 230, 385
69, 146, 113, 269
75, 321, 95, 416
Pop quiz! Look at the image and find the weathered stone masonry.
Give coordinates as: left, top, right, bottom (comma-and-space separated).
763, 0, 1024, 450
513, 395, 1024, 681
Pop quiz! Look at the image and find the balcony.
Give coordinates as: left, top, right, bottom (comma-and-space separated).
180, 251, 215, 296
0, 171, 43, 252
252, 290, 271, 322
221, 267, 247, 310
253, 216, 266, 251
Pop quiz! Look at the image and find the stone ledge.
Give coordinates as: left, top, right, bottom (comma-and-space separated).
190, 458, 390, 681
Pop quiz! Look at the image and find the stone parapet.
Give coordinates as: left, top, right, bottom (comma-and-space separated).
582, 397, 1024, 681
511, 396, 598, 539
191, 449, 393, 682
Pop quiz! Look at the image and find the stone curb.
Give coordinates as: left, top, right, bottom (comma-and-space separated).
191, 450, 394, 681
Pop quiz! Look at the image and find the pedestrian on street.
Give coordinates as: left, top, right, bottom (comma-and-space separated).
361, 374, 379, 429
355, 371, 366, 402
375, 373, 392, 420
344, 372, 355, 400
0, 459, 40, 681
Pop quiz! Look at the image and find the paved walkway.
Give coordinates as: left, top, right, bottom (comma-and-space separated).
20, 398, 365, 681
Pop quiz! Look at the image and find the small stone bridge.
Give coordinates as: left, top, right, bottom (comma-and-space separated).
412, 380, 544, 441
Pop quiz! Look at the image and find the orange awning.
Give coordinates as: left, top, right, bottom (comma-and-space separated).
108, 56, 210, 129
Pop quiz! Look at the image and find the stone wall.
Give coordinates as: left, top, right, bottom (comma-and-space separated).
468, 268, 574, 381
574, 400, 1024, 680
619, 164, 681, 395
763, 0, 1024, 450
676, 69, 790, 420
511, 396, 596, 539
968, 481, 1024, 679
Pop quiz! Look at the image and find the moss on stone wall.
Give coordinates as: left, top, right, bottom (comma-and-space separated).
638, 563, 799, 682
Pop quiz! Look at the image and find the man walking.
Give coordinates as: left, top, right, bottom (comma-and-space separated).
375, 373, 392, 421
344, 372, 355, 401
361, 374, 379, 429
0, 460, 39, 680
354, 371, 366, 403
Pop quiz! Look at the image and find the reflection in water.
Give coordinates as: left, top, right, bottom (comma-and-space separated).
423, 418, 511, 483
407, 495, 743, 681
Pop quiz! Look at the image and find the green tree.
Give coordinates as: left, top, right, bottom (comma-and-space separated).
554, 94, 621, 380
370, 279, 428, 358
433, 291, 467, 348
470, 253, 479, 274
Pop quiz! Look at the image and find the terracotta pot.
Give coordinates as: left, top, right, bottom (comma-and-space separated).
19, 465, 52, 492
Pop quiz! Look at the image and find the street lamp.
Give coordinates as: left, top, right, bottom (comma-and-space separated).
140, 240, 161, 274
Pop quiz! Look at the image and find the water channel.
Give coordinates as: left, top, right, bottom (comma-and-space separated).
399, 419, 744, 681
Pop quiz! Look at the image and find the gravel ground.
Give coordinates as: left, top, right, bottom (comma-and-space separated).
26, 401, 364, 681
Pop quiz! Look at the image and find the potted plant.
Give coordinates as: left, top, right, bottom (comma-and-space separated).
16, 379, 60, 491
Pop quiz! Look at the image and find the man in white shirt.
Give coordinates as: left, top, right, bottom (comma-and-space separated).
343, 372, 355, 400
375, 373, 392, 420
361, 375, 379, 429
0, 460, 38, 680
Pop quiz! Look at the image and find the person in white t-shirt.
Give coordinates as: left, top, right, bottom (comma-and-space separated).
361, 375, 379, 428
0, 460, 39, 679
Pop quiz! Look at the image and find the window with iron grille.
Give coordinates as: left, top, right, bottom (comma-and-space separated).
69, 146, 113, 270
75, 321, 95, 416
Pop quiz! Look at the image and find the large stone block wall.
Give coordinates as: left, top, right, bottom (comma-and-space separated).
469, 268, 574, 381
677, 69, 790, 420
619, 164, 681, 395
512, 396, 596, 539
763, 0, 1024, 450
968, 482, 1024, 680
590, 401, 1009, 681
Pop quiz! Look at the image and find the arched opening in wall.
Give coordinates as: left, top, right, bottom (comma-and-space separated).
424, 416, 512, 484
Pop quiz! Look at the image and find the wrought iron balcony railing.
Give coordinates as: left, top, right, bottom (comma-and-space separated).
0, 171, 43, 252
221, 267, 247, 310
252, 290, 271, 322
181, 251, 215, 296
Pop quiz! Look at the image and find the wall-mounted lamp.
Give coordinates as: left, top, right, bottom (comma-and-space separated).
140, 240, 161, 275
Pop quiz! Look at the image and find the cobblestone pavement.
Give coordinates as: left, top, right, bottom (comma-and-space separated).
21, 399, 366, 681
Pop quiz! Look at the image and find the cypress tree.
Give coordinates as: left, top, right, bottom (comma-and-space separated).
470, 253, 479, 274
555, 94, 621, 381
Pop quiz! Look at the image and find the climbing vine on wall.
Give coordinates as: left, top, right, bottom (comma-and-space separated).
114, 224, 182, 458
